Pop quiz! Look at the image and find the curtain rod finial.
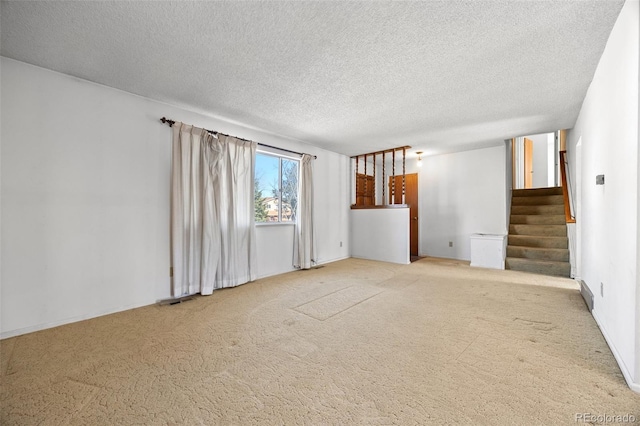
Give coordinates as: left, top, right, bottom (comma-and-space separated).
160, 117, 175, 127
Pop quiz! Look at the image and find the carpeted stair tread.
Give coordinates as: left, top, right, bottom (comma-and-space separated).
510, 214, 566, 225
507, 245, 569, 262
509, 224, 567, 237
508, 187, 571, 277
511, 195, 564, 206
512, 187, 563, 197
511, 204, 565, 215
508, 235, 568, 249
505, 257, 571, 277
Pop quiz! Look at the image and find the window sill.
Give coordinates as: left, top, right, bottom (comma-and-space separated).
255, 222, 296, 227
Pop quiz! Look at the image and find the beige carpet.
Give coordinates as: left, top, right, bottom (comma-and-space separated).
1, 258, 639, 425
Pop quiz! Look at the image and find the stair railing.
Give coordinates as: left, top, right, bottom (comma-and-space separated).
559, 150, 576, 223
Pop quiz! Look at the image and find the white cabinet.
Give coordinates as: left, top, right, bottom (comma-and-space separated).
470, 234, 507, 270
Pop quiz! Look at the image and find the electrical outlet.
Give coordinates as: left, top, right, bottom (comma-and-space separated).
340, 241, 343, 247
600, 282, 604, 297
449, 241, 453, 247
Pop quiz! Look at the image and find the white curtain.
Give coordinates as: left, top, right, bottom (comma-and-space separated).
171, 123, 257, 297
293, 154, 316, 269
212, 133, 257, 289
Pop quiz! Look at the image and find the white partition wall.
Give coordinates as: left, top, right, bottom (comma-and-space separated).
350, 208, 410, 264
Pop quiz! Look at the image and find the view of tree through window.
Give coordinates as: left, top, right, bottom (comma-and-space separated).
255, 152, 299, 223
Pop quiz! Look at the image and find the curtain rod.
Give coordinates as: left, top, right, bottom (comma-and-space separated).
160, 117, 317, 159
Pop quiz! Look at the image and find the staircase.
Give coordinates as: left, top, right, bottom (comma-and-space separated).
506, 187, 571, 277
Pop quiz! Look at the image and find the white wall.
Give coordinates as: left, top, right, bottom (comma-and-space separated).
1, 58, 351, 338
351, 208, 410, 264
566, 0, 639, 390
504, 139, 513, 230
515, 132, 554, 189
529, 133, 551, 188
546, 133, 556, 187
420, 145, 507, 260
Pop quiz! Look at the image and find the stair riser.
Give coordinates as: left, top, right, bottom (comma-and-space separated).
513, 187, 563, 197
511, 195, 564, 206
508, 236, 568, 249
507, 246, 569, 262
511, 205, 565, 215
510, 215, 566, 225
509, 224, 567, 237
506, 258, 570, 277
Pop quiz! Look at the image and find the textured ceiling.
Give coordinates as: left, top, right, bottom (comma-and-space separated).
0, 1, 624, 156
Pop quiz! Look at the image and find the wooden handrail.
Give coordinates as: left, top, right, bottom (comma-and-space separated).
559, 150, 576, 224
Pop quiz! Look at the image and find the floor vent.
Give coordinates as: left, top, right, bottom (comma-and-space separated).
580, 280, 594, 312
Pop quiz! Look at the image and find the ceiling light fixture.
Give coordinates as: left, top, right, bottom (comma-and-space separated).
416, 151, 423, 167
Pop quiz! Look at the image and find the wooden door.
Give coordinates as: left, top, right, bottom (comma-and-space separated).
355, 173, 375, 206
389, 173, 419, 256
524, 138, 533, 188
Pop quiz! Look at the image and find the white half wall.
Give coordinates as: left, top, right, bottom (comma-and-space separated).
1, 58, 351, 338
420, 145, 507, 260
566, 0, 639, 390
350, 208, 410, 264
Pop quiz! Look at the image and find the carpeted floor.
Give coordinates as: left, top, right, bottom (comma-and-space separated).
1, 257, 639, 425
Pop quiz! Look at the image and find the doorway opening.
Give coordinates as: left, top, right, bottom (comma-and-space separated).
512, 132, 558, 189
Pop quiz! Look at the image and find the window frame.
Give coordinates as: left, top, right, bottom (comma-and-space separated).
255, 150, 300, 225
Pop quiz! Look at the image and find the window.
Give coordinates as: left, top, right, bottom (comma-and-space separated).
255, 152, 299, 223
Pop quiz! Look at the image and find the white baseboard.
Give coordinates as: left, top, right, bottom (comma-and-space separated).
255, 256, 352, 280
592, 310, 640, 393
256, 267, 296, 280
1, 299, 156, 340
317, 255, 351, 265
3, 257, 353, 340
